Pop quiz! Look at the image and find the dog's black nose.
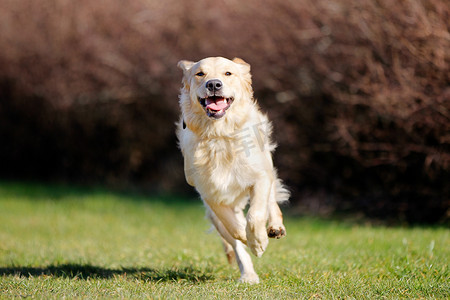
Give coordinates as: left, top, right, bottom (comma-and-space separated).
206, 79, 222, 92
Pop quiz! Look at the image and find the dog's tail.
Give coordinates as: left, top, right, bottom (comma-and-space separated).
274, 169, 290, 204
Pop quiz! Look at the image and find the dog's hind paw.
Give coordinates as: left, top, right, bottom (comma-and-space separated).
267, 225, 286, 239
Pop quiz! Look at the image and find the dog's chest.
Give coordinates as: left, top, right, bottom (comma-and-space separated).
193, 138, 257, 202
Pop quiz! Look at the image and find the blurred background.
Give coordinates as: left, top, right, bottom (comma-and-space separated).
0, 0, 448, 224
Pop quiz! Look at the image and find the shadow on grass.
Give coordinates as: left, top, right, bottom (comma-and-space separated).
0, 264, 214, 283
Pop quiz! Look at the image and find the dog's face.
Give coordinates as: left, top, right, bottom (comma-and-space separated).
178, 57, 251, 120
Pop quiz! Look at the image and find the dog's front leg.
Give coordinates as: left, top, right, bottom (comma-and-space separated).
246, 177, 271, 257
205, 206, 259, 284
205, 201, 247, 243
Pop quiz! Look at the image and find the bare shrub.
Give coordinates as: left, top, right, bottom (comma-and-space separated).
0, 0, 448, 222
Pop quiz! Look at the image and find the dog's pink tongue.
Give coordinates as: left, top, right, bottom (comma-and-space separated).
206, 98, 228, 111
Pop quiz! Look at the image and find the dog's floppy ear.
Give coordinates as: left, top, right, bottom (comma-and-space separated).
178, 60, 195, 90
178, 60, 195, 73
232, 57, 251, 74
233, 57, 252, 91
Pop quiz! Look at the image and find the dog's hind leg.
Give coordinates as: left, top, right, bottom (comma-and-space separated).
220, 236, 235, 264
267, 180, 287, 239
205, 206, 259, 284
267, 201, 286, 238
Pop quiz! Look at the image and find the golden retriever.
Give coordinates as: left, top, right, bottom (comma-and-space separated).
176, 57, 289, 284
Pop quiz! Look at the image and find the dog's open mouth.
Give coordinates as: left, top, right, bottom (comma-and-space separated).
199, 96, 234, 119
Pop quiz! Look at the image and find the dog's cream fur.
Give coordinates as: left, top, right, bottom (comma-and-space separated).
176, 57, 289, 284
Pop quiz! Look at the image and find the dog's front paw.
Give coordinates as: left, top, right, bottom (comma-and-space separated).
246, 226, 268, 257
239, 272, 260, 284
267, 224, 286, 239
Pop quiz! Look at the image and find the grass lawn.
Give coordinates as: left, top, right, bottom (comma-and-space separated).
0, 182, 448, 299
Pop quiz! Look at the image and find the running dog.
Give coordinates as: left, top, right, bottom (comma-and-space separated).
176, 57, 289, 284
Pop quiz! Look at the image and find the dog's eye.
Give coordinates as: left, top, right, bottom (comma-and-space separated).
195, 71, 205, 77
225, 72, 232, 76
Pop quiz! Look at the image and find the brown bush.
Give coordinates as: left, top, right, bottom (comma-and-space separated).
0, 0, 448, 222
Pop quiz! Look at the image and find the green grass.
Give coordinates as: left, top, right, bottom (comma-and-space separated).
0, 182, 448, 299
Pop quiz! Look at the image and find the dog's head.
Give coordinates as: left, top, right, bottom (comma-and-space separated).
178, 57, 252, 120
